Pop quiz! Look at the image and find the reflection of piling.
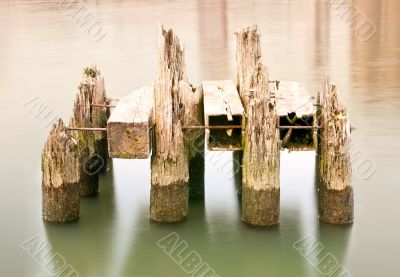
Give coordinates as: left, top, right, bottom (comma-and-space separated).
181, 84, 205, 199
236, 26, 281, 226
318, 78, 353, 224
150, 26, 189, 222
42, 119, 81, 222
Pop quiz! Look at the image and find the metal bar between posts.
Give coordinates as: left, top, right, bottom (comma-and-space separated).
67, 127, 107, 132
278, 125, 322, 130
91, 103, 116, 108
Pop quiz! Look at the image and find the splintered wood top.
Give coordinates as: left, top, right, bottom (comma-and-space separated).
108, 85, 153, 124
202, 80, 244, 119
275, 81, 315, 117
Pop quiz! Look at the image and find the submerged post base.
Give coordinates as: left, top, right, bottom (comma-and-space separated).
150, 181, 189, 223
80, 173, 99, 197
319, 185, 354, 224
241, 187, 280, 226
42, 183, 80, 223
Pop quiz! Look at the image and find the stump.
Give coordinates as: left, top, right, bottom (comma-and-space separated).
150, 26, 189, 222
236, 26, 281, 226
181, 83, 205, 199
318, 78, 354, 224
42, 119, 81, 223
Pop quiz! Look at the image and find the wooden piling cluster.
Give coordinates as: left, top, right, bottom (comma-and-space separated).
318, 78, 354, 224
42, 65, 110, 222
41, 25, 354, 226
236, 26, 281, 226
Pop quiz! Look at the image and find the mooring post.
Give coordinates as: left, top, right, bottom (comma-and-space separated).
236, 25, 281, 226
150, 26, 189, 222
318, 77, 354, 224
181, 83, 205, 199
42, 119, 81, 222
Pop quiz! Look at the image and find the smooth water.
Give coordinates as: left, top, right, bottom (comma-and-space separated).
0, 1, 399, 276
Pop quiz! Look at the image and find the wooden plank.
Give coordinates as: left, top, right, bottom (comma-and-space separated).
275, 81, 315, 117
202, 80, 244, 151
107, 85, 153, 159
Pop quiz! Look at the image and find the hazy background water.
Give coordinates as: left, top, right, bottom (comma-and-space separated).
0, 0, 399, 276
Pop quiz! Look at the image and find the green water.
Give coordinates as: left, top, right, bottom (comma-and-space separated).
1, 0, 399, 276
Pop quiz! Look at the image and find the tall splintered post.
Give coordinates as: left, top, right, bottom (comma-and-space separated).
236, 26, 281, 226
318, 78, 354, 224
69, 66, 108, 197
150, 26, 189, 222
42, 119, 81, 222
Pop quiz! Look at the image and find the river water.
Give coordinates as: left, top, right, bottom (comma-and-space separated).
0, 0, 399, 276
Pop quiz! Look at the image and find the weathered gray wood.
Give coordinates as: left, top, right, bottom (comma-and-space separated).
318, 77, 353, 224
82, 66, 109, 170
150, 26, 189, 222
203, 80, 244, 151
42, 119, 81, 222
181, 82, 205, 199
236, 25, 281, 226
107, 85, 153, 159
275, 81, 318, 150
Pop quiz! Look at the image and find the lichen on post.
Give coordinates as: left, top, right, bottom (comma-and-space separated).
42, 119, 81, 223
150, 26, 189, 222
318, 78, 353, 224
236, 25, 281, 226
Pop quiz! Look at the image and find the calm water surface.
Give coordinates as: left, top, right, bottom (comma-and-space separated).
0, 1, 399, 276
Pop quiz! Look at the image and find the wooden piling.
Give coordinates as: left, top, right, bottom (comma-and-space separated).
236, 26, 281, 226
318, 78, 353, 224
181, 83, 205, 199
42, 119, 81, 222
150, 26, 189, 222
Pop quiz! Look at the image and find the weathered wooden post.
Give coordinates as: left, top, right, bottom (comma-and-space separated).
83, 65, 109, 172
181, 83, 205, 199
318, 78, 354, 224
42, 119, 81, 222
150, 26, 189, 222
236, 26, 281, 226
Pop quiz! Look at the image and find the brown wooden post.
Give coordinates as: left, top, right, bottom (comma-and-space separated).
42, 119, 81, 222
150, 26, 189, 222
236, 26, 281, 226
181, 83, 205, 199
318, 78, 354, 224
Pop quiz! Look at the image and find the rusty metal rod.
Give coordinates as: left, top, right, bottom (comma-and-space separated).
278, 125, 322, 129
67, 127, 107, 132
182, 125, 242, 130
91, 103, 116, 108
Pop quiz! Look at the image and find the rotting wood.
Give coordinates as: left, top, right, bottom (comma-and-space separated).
180, 82, 205, 199
42, 119, 81, 223
150, 26, 189, 222
203, 80, 244, 151
107, 85, 153, 159
236, 25, 281, 226
318, 77, 353, 224
275, 81, 318, 150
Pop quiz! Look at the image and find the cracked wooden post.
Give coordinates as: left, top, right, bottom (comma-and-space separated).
68, 67, 107, 197
318, 78, 354, 224
42, 119, 81, 222
236, 25, 281, 226
150, 26, 189, 222
83, 65, 109, 172
181, 83, 205, 199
